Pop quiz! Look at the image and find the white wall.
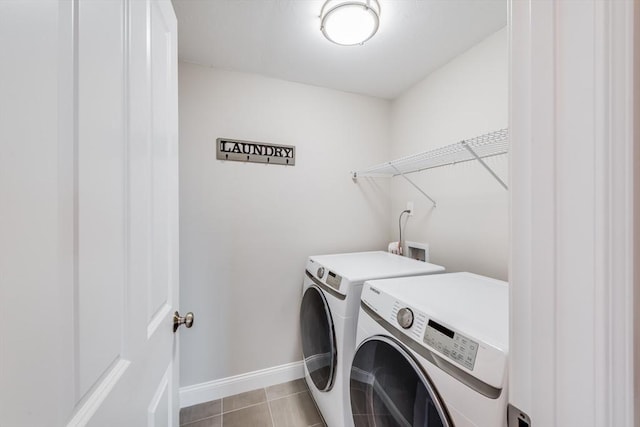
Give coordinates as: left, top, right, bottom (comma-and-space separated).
178, 63, 392, 387
389, 28, 508, 280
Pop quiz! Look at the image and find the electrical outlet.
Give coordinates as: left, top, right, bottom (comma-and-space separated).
406, 201, 414, 216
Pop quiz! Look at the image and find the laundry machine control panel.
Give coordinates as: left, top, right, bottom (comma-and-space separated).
423, 319, 479, 370
396, 307, 414, 329
325, 270, 342, 290
362, 277, 508, 390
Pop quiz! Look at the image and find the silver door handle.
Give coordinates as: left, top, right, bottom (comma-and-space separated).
173, 311, 194, 333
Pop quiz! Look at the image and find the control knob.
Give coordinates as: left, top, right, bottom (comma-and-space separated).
397, 307, 414, 329
317, 267, 325, 279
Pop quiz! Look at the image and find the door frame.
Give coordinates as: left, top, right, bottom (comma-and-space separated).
509, 0, 637, 425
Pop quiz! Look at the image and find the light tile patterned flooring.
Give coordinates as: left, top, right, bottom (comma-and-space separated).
180, 379, 326, 427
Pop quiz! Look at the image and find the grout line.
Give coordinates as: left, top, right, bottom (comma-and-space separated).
180, 407, 222, 426
265, 388, 276, 427
181, 399, 224, 426
181, 414, 221, 427
222, 400, 269, 415
307, 391, 326, 427
266, 380, 309, 402
267, 389, 309, 403
216, 380, 312, 425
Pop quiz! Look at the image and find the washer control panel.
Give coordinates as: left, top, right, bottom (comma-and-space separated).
326, 270, 342, 290
423, 319, 479, 370
362, 282, 508, 389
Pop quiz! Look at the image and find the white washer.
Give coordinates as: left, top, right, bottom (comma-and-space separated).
351, 272, 508, 427
300, 251, 445, 427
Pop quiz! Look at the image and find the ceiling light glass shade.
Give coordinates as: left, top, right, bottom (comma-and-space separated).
320, 0, 381, 46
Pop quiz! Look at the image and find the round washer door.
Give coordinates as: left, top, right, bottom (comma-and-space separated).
300, 285, 337, 392
350, 336, 452, 427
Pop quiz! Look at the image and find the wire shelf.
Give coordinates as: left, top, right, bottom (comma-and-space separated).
351, 128, 509, 205
353, 128, 508, 177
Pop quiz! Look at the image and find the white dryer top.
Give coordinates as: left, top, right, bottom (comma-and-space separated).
364, 272, 508, 351
308, 251, 444, 283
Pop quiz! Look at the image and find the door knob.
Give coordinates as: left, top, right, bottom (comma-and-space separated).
173, 311, 194, 333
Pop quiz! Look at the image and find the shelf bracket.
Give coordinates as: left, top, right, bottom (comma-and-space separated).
390, 164, 437, 207
461, 141, 508, 190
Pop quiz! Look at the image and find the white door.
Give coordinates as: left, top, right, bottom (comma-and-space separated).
0, 0, 182, 426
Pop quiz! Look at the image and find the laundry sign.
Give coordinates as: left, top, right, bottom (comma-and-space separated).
216, 138, 295, 166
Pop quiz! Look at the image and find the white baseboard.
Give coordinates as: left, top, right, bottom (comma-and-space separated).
179, 361, 305, 408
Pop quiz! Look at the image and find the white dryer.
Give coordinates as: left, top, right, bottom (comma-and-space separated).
300, 251, 445, 427
351, 273, 508, 427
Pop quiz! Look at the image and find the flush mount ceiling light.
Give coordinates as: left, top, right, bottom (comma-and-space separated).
320, 0, 381, 46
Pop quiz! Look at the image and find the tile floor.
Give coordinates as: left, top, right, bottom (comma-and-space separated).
179, 378, 326, 427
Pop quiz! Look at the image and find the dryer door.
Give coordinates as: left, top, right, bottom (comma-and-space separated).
300, 285, 337, 392
350, 336, 452, 427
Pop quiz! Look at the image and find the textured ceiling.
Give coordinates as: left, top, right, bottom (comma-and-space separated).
172, 0, 507, 99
